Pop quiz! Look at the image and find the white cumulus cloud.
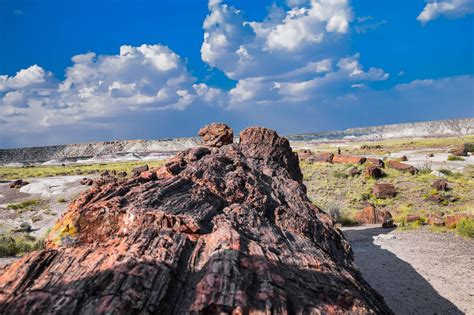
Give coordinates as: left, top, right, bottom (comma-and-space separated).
201, 0, 387, 107
0, 44, 200, 135
417, 0, 474, 25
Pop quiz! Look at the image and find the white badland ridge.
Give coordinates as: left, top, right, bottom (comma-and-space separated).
1, 118, 473, 164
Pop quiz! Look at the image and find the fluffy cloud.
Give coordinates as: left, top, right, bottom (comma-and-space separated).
201, 0, 353, 80
417, 0, 474, 25
0, 44, 199, 136
201, 0, 387, 107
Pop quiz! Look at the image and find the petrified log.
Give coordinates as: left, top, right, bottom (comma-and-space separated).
309, 152, 334, 163
386, 160, 418, 175
355, 205, 393, 227
132, 164, 149, 175
427, 214, 444, 226
432, 179, 448, 191
366, 166, 385, 179
9, 179, 29, 188
0, 125, 392, 314
449, 147, 467, 156
406, 214, 421, 222
444, 213, 472, 228
373, 183, 396, 199
366, 157, 384, 167
332, 155, 367, 165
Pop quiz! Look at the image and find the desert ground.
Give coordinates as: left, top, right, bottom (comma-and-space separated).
1, 134, 473, 314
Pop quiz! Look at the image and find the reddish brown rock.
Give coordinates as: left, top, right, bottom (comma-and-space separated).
427, 214, 444, 226
406, 214, 421, 222
432, 179, 448, 191
198, 123, 233, 147
139, 170, 157, 181
0, 124, 392, 315
308, 152, 334, 163
355, 205, 393, 227
367, 158, 385, 167
450, 146, 467, 156
445, 213, 472, 228
79, 178, 93, 186
373, 183, 396, 199
9, 179, 29, 188
425, 193, 456, 204
132, 164, 149, 175
348, 167, 362, 177
366, 166, 385, 179
332, 155, 367, 165
386, 160, 418, 175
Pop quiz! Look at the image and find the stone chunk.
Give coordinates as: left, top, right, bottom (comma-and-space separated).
132, 164, 149, 175
372, 183, 396, 199
432, 179, 448, 191
386, 160, 418, 175
355, 205, 393, 227
9, 179, 29, 188
198, 123, 233, 147
366, 158, 384, 167
365, 166, 385, 179
332, 155, 366, 165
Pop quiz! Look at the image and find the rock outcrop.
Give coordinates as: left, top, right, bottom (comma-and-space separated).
198, 123, 233, 147
0, 124, 392, 314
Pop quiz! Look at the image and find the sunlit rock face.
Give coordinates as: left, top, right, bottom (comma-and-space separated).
0, 123, 392, 314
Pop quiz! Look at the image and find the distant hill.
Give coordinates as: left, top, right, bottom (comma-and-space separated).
1, 118, 473, 164
286, 118, 474, 142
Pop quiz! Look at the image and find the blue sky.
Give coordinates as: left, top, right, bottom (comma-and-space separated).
1, 0, 473, 147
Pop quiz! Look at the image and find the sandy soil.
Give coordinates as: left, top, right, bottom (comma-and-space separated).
343, 225, 474, 315
0, 176, 90, 238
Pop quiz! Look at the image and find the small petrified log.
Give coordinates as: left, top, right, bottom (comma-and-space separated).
367, 157, 385, 167
366, 166, 385, 179
9, 179, 29, 188
373, 183, 396, 199
355, 205, 393, 227
386, 160, 418, 175
309, 152, 334, 163
332, 155, 366, 165
432, 179, 448, 191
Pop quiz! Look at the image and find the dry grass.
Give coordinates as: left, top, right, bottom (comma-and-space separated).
0, 160, 165, 180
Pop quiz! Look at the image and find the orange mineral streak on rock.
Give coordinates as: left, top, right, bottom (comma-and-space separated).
0, 123, 393, 314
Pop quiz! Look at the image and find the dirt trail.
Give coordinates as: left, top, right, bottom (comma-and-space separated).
343, 225, 474, 315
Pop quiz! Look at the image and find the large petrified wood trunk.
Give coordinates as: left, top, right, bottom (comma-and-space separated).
0, 125, 393, 314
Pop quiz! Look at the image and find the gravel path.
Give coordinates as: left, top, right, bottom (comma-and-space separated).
343, 225, 474, 315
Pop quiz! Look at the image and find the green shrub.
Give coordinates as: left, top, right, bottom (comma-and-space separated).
334, 211, 358, 226
447, 155, 465, 161
0, 234, 45, 258
57, 197, 66, 203
456, 218, 474, 238
7, 199, 40, 211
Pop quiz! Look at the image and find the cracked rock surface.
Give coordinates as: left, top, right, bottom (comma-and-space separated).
0, 124, 392, 314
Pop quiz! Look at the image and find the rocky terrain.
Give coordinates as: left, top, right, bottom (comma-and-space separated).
0, 124, 392, 314
1, 118, 473, 165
